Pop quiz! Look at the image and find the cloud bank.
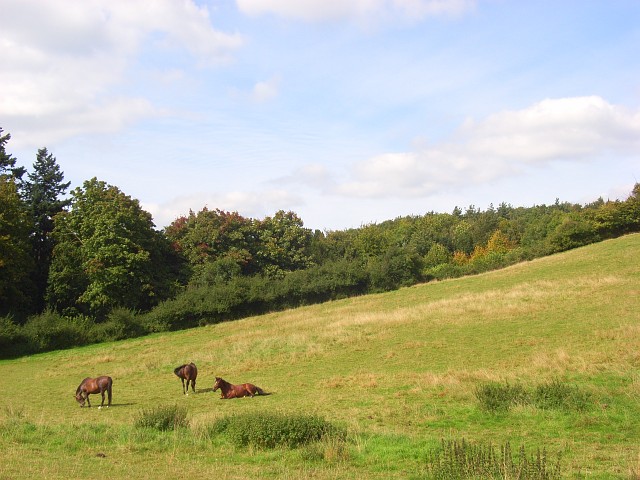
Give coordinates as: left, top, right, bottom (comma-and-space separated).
236, 0, 476, 22
337, 96, 640, 198
0, 0, 243, 147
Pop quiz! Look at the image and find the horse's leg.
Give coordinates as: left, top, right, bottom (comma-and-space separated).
100, 387, 106, 407
181, 378, 186, 395
85, 392, 91, 408
107, 385, 112, 407
191, 379, 196, 394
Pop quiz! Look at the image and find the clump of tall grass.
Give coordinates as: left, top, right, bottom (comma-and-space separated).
425, 439, 561, 479
210, 412, 346, 449
475, 379, 592, 413
134, 404, 189, 431
532, 378, 592, 411
474, 381, 529, 412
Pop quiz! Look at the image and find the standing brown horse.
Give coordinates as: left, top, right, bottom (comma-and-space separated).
174, 363, 198, 395
212, 376, 269, 399
74, 376, 112, 408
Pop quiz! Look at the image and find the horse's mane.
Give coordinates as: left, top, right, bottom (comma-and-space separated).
174, 365, 187, 376
216, 377, 230, 387
76, 377, 91, 394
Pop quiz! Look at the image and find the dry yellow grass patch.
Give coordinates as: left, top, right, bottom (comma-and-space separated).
320, 373, 379, 389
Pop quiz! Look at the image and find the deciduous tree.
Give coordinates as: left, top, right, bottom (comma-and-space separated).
47, 178, 179, 318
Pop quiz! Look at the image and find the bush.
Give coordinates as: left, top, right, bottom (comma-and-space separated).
94, 308, 147, 341
533, 379, 592, 412
476, 380, 592, 413
134, 404, 189, 431
425, 439, 561, 479
0, 316, 30, 358
368, 247, 423, 292
22, 311, 92, 352
210, 412, 345, 449
475, 382, 529, 412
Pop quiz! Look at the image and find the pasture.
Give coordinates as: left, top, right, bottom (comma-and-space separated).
0, 234, 639, 478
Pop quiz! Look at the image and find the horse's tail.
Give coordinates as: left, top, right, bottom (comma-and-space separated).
107, 377, 113, 404
190, 362, 198, 379
255, 386, 270, 396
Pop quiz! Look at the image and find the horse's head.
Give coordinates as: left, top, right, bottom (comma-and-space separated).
74, 392, 86, 407
212, 377, 222, 392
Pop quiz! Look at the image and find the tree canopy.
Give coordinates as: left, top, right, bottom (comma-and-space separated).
47, 178, 180, 319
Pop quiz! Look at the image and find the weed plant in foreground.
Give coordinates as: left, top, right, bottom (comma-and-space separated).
424, 439, 561, 479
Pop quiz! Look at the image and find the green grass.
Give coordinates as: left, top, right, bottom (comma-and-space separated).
1, 234, 639, 478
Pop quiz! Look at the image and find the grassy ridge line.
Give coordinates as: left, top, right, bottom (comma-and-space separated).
0, 234, 638, 478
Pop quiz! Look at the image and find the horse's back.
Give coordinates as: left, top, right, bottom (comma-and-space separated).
174, 363, 197, 379
97, 376, 112, 387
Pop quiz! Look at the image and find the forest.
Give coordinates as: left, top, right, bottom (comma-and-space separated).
2, 126, 639, 358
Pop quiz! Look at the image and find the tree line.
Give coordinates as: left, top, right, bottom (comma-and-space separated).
1, 126, 639, 357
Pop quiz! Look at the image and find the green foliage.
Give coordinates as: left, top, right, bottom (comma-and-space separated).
0, 128, 25, 179
423, 242, 451, 269
546, 216, 600, 253
367, 246, 423, 292
425, 439, 561, 479
533, 378, 592, 412
475, 382, 529, 412
134, 404, 189, 431
47, 178, 180, 319
475, 380, 592, 413
211, 412, 345, 449
165, 208, 312, 279
94, 307, 148, 342
22, 310, 92, 352
141, 258, 370, 332
256, 210, 313, 276
0, 176, 35, 318
22, 148, 71, 312
0, 316, 29, 358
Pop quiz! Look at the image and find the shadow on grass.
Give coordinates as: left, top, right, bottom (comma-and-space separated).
195, 388, 214, 394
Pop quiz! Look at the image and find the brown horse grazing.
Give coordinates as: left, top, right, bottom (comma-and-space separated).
212, 376, 269, 399
174, 363, 198, 395
74, 376, 112, 408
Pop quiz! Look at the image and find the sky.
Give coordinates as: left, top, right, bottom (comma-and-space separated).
1, 0, 639, 231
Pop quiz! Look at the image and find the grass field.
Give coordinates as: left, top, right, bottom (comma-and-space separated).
1, 234, 639, 479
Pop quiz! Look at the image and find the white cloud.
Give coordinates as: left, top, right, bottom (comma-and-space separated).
0, 0, 243, 147
251, 76, 281, 103
272, 163, 336, 190
338, 96, 640, 198
236, 0, 475, 22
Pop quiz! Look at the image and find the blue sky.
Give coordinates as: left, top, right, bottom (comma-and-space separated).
2, 0, 639, 231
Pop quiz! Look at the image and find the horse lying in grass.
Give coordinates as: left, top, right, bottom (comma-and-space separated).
174, 363, 198, 395
212, 376, 270, 399
75, 376, 112, 408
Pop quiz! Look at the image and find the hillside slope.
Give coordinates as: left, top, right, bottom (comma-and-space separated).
1, 234, 639, 478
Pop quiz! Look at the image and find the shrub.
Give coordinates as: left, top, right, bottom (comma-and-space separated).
134, 404, 189, 431
425, 439, 561, 479
475, 382, 529, 412
533, 379, 592, 412
0, 316, 30, 358
210, 412, 345, 449
94, 308, 147, 341
476, 379, 592, 413
22, 311, 92, 352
